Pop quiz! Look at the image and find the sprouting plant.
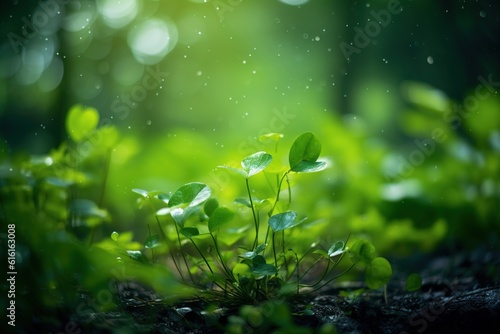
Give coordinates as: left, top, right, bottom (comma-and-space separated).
130, 132, 392, 305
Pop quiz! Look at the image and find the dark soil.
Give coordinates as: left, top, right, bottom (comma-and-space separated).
30, 248, 500, 334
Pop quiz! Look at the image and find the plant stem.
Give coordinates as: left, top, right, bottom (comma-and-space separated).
174, 222, 195, 284
190, 238, 214, 274
148, 199, 184, 280
210, 232, 234, 280
272, 232, 278, 270
245, 178, 259, 249
148, 224, 155, 264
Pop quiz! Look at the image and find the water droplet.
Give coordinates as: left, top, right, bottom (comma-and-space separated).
242, 60, 247, 64
479, 10, 486, 18
196, 70, 202, 76
146, 120, 151, 125
314, 36, 320, 41
426, 56, 434, 64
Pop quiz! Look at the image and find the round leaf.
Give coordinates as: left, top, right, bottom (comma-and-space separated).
66, 105, 100, 142
268, 211, 298, 232
365, 257, 392, 289
180, 227, 200, 238
241, 151, 272, 178
168, 182, 211, 208
204, 198, 219, 216
405, 273, 422, 291
208, 207, 235, 232
252, 255, 277, 276
289, 132, 322, 169
349, 240, 376, 266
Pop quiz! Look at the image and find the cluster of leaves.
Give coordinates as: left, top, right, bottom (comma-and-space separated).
128, 132, 392, 304
0, 106, 191, 325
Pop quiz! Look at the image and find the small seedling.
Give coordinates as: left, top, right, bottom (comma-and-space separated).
129, 132, 393, 305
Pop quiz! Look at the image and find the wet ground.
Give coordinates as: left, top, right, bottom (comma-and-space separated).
30, 248, 500, 333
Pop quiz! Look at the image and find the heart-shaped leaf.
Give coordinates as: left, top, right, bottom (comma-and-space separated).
252, 255, 277, 276
168, 182, 211, 208
241, 151, 272, 178
204, 198, 219, 217
349, 240, 376, 266
180, 227, 200, 238
268, 211, 298, 232
208, 207, 235, 232
365, 257, 392, 289
289, 132, 322, 169
66, 105, 100, 142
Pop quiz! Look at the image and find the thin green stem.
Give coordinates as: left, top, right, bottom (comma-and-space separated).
304, 262, 357, 293
190, 238, 214, 274
272, 232, 278, 270
210, 232, 234, 280
148, 198, 184, 280
245, 178, 259, 249
148, 224, 155, 264
174, 222, 195, 284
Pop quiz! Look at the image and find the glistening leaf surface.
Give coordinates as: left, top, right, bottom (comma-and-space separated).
168, 182, 211, 208
268, 211, 298, 232
289, 132, 322, 169
241, 151, 272, 178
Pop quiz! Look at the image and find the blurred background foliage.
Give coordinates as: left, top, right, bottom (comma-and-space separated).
1, 0, 500, 316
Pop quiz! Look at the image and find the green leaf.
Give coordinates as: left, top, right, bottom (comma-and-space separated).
291, 160, 327, 173
144, 234, 161, 249
204, 198, 219, 216
168, 182, 211, 208
268, 211, 298, 232
349, 240, 376, 266
289, 132, 322, 169
111, 231, 119, 241
328, 241, 346, 257
218, 165, 247, 178
235, 197, 270, 210
241, 151, 272, 178
405, 273, 422, 291
126, 250, 149, 263
234, 197, 252, 207
258, 133, 283, 143
365, 257, 392, 289
208, 207, 235, 232
132, 188, 150, 198
239, 251, 257, 259
66, 105, 100, 142
254, 243, 267, 254
252, 255, 277, 276
180, 227, 200, 238
156, 207, 171, 216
